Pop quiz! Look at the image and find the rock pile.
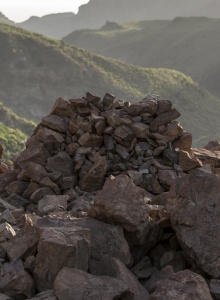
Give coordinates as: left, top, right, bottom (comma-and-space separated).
0, 92, 220, 299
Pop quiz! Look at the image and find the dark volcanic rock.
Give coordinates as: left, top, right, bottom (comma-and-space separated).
0, 259, 35, 299
34, 226, 90, 291
1, 93, 216, 299
89, 174, 157, 245
54, 267, 128, 300
168, 167, 220, 278
150, 268, 212, 300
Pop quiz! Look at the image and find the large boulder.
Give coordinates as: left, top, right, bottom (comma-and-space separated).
54, 267, 129, 300
149, 268, 212, 300
168, 167, 220, 278
90, 257, 150, 300
34, 226, 90, 291
89, 174, 157, 245
35, 216, 131, 267
0, 259, 35, 299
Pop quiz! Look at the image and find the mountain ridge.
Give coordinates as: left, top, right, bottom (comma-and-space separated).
0, 23, 220, 146
63, 17, 220, 99
16, 0, 220, 39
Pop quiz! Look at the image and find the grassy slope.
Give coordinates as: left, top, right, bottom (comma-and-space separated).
63, 17, 220, 98
0, 123, 27, 164
0, 102, 36, 163
0, 102, 36, 136
0, 23, 219, 146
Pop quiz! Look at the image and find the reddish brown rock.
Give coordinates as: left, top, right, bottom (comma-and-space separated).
54, 267, 128, 300
34, 226, 90, 291
41, 115, 68, 133
1, 222, 39, 261
17, 162, 47, 183
74, 218, 131, 267
37, 195, 68, 216
168, 168, 220, 278
35, 127, 64, 150
105, 109, 121, 127
179, 150, 202, 171
46, 152, 73, 176
0, 294, 13, 300
80, 155, 107, 192
193, 147, 220, 169
172, 131, 192, 151
27, 290, 58, 300
0, 171, 19, 194
78, 132, 103, 148
113, 125, 135, 147
156, 100, 172, 115
150, 269, 212, 300
0, 222, 16, 242
5, 180, 29, 196
89, 174, 156, 245
16, 140, 49, 168
126, 100, 158, 116
103, 93, 115, 108
162, 121, 183, 141
68, 120, 79, 134
69, 98, 87, 107
0, 162, 10, 174
95, 119, 106, 135
90, 257, 150, 300
130, 122, 149, 139
50, 98, 76, 117
158, 169, 183, 187
0, 259, 35, 299
204, 140, 220, 151
150, 108, 181, 127
30, 187, 55, 203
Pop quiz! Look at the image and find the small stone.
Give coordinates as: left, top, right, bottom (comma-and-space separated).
37, 195, 69, 216
41, 115, 68, 133
103, 93, 115, 108
179, 150, 203, 171
78, 133, 103, 148
50, 98, 76, 117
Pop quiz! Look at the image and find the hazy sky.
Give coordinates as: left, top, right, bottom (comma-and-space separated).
1, 0, 90, 23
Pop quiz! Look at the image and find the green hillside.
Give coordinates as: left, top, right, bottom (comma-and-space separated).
0, 123, 27, 164
0, 102, 36, 136
63, 17, 220, 99
0, 23, 219, 146
0, 102, 36, 163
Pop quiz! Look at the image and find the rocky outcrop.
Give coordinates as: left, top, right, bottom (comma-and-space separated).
0, 92, 219, 299
168, 167, 220, 278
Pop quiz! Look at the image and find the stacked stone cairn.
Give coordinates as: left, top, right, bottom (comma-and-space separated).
0, 92, 220, 299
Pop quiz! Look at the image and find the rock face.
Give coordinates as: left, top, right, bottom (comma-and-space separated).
149, 267, 212, 300
0, 92, 219, 299
54, 267, 129, 300
34, 226, 90, 291
168, 168, 220, 278
89, 174, 156, 245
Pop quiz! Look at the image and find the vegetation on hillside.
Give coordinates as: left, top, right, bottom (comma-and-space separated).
0, 123, 27, 164
0, 102, 36, 136
63, 17, 220, 99
0, 102, 35, 163
0, 23, 219, 146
